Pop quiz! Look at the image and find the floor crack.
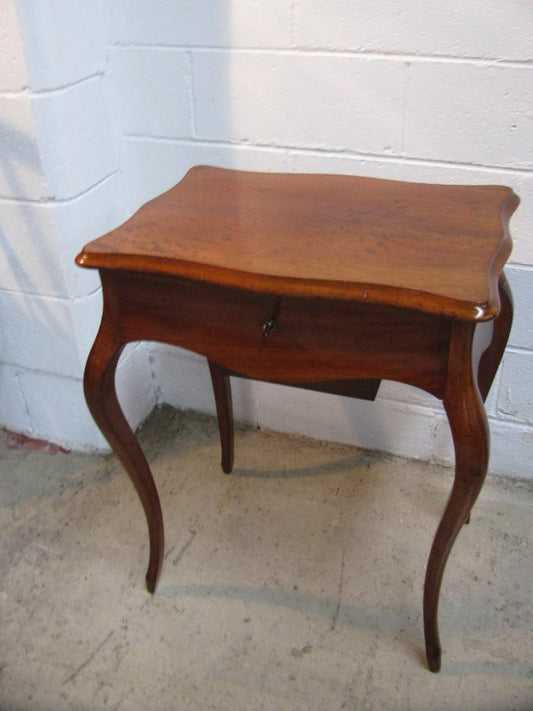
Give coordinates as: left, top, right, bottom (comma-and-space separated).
63, 631, 114, 685
167, 528, 197, 566
330, 549, 346, 631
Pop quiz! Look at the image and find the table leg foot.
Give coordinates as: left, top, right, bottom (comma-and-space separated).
208, 361, 234, 474
423, 471, 484, 671
423, 321, 489, 671
426, 648, 442, 673
84, 328, 165, 593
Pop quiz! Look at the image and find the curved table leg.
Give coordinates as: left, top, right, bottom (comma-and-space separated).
478, 272, 514, 402
84, 326, 164, 593
208, 361, 234, 474
464, 273, 512, 530
424, 321, 489, 672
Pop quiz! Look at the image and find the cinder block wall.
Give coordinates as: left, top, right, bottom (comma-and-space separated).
0, 0, 156, 449
1, 2, 532, 478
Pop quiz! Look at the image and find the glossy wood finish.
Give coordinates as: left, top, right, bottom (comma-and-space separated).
77, 166, 517, 321
83, 277, 164, 593
208, 360, 234, 474
77, 167, 518, 671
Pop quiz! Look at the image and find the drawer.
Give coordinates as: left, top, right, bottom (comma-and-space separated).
109, 271, 450, 396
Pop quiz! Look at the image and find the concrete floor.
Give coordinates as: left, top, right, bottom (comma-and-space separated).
1, 405, 532, 711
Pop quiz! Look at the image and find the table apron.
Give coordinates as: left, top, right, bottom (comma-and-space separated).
104, 270, 451, 398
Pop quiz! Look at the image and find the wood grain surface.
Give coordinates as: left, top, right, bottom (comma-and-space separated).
76, 166, 518, 321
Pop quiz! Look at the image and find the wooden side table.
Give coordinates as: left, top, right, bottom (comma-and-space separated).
76, 166, 518, 671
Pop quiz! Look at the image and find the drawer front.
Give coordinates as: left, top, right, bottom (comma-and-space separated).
110, 271, 450, 397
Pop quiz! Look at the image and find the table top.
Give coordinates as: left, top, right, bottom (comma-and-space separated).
76, 166, 518, 321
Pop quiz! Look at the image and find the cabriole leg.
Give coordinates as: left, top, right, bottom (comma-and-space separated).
424, 321, 489, 672
208, 361, 234, 474
83, 326, 164, 593
477, 272, 514, 402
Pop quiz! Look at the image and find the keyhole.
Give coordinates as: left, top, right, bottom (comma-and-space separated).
262, 316, 277, 338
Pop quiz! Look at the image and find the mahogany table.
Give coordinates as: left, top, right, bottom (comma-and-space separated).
76, 166, 518, 672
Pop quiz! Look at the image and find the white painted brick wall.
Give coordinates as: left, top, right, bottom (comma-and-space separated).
33, 80, 119, 200
512, 174, 533, 264
0, 97, 47, 200
108, 0, 292, 48
293, 1, 533, 60
15, 0, 107, 91
405, 63, 533, 169
0, 1, 27, 91
499, 351, 533, 424
506, 268, 533, 350
108, 48, 191, 139
2, 1, 532, 479
191, 52, 407, 153
0, 0, 154, 449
